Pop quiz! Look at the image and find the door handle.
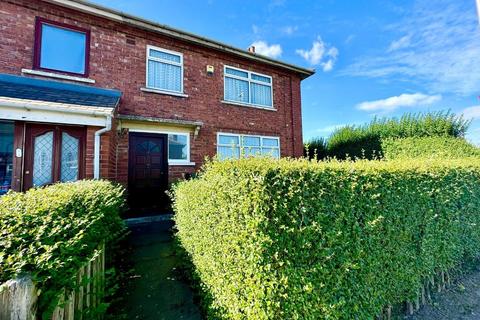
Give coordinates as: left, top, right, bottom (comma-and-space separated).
25, 170, 30, 175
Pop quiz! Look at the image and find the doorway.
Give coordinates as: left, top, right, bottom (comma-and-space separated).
128, 132, 169, 213
23, 123, 85, 190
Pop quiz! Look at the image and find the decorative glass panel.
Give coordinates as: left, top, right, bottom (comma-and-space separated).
0, 122, 14, 195
243, 136, 260, 147
225, 67, 248, 78
218, 135, 239, 145
225, 77, 249, 103
263, 138, 279, 147
139, 141, 160, 153
40, 24, 87, 74
149, 49, 181, 63
147, 60, 182, 92
33, 131, 54, 187
252, 73, 271, 83
218, 146, 240, 160
60, 132, 79, 182
168, 134, 188, 160
251, 83, 272, 107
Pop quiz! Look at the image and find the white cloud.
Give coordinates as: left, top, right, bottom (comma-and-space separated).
461, 105, 480, 119
315, 124, 347, 134
343, 0, 480, 95
281, 25, 298, 35
344, 34, 355, 45
387, 35, 411, 52
296, 37, 339, 71
356, 93, 442, 112
269, 0, 285, 8
251, 41, 282, 59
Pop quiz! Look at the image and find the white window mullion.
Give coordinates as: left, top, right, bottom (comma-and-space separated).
224, 66, 273, 107
146, 45, 183, 93
217, 133, 280, 159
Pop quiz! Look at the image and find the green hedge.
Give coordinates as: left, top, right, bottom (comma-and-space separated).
0, 180, 125, 315
173, 158, 480, 319
381, 136, 480, 160
304, 137, 328, 160
325, 111, 470, 159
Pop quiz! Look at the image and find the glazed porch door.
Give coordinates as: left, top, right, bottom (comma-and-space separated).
128, 132, 169, 210
24, 124, 85, 190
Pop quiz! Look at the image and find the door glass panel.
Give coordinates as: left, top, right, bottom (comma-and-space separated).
61, 132, 79, 182
0, 121, 14, 195
33, 131, 54, 187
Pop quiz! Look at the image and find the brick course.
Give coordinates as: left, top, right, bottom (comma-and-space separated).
1, 0, 306, 185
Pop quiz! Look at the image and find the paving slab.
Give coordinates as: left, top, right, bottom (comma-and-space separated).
110, 219, 202, 320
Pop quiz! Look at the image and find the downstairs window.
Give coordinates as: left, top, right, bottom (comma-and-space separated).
217, 133, 280, 160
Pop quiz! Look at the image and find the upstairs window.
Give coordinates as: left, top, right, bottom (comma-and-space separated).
217, 133, 280, 160
224, 66, 273, 108
34, 18, 90, 76
146, 46, 183, 93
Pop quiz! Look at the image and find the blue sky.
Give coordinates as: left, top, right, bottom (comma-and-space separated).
91, 0, 480, 144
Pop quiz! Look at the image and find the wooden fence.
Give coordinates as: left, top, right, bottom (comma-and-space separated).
0, 243, 105, 320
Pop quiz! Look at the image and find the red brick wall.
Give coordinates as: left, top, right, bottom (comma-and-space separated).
85, 126, 112, 180
1, 0, 306, 183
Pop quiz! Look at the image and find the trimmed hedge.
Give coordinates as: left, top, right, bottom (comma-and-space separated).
173, 158, 480, 319
381, 136, 480, 160
325, 111, 470, 159
0, 180, 125, 315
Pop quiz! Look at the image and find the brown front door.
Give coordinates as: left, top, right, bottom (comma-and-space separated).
24, 124, 85, 190
128, 132, 169, 210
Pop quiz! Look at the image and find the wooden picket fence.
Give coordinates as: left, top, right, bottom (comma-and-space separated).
0, 243, 105, 320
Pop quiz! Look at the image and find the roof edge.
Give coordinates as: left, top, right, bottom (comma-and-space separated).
41, 0, 315, 79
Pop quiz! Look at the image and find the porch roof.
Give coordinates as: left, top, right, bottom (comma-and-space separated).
118, 114, 203, 128
0, 73, 122, 108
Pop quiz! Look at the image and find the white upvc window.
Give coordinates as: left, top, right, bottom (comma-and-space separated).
167, 133, 190, 164
146, 45, 184, 93
224, 66, 273, 108
129, 129, 192, 165
217, 133, 280, 160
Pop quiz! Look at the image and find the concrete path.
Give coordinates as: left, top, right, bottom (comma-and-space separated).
113, 219, 202, 320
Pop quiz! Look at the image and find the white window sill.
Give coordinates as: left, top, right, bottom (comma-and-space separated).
168, 161, 195, 166
141, 87, 188, 98
21, 69, 95, 84
221, 100, 276, 111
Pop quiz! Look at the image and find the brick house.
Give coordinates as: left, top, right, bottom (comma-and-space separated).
0, 0, 314, 210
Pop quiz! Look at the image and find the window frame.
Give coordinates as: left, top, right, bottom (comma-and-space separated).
166, 132, 191, 164
145, 45, 184, 94
129, 129, 191, 165
223, 65, 274, 108
33, 17, 91, 77
216, 132, 280, 159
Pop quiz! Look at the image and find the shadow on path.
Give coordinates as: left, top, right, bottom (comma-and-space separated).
110, 219, 202, 320
406, 265, 480, 320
